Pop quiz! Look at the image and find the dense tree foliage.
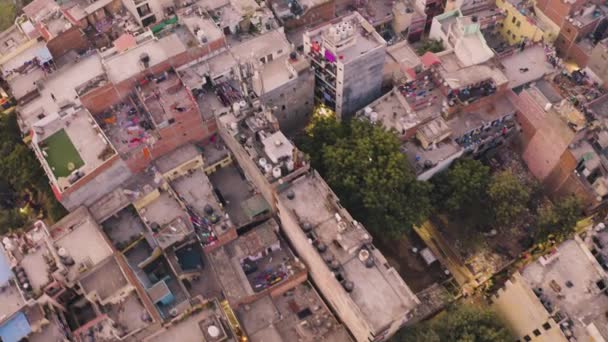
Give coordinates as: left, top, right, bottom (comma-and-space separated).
487, 170, 531, 227
393, 304, 513, 342
0, 113, 66, 234
416, 39, 444, 55
299, 115, 432, 237
0, 0, 16, 31
536, 195, 582, 241
431, 159, 492, 228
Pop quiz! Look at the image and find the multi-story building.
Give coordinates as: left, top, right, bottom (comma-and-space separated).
216, 105, 420, 341
553, 4, 608, 67
587, 37, 608, 84
495, 0, 558, 45
429, 9, 495, 67
303, 12, 387, 119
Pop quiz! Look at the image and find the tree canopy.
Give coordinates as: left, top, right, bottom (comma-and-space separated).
299, 115, 432, 237
0, 113, 66, 234
0, 0, 16, 31
416, 39, 444, 55
431, 159, 491, 225
393, 304, 513, 342
487, 170, 531, 227
536, 195, 582, 241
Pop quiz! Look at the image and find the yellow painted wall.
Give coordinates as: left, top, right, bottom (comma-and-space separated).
134, 188, 160, 210
496, 0, 555, 45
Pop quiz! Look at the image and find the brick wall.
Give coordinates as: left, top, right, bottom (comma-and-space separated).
47, 27, 90, 60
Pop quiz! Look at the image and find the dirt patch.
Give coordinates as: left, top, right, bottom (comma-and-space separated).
373, 232, 449, 292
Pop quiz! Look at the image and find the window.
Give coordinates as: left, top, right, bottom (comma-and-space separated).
512, 16, 517, 23
533, 329, 541, 336
281, 105, 286, 110
267, 53, 273, 62
260, 57, 266, 64
542, 322, 551, 330
277, 49, 283, 54
507, 29, 511, 35
136, 3, 151, 17
523, 335, 531, 342
516, 20, 521, 27
37, 113, 46, 120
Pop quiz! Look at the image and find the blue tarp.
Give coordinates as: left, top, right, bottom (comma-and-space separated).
36, 46, 53, 63
0, 246, 11, 286
0, 312, 32, 342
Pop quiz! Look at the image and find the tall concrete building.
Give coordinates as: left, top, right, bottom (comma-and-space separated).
303, 12, 386, 119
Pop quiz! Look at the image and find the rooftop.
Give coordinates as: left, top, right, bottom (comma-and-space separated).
170, 169, 234, 245
492, 272, 569, 341
138, 191, 193, 249
18, 53, 105, 129
304, 12, 386, 64
0, 24, 35, 59
218, 110, 308, 184
446, 95, 516, 137
499, 45, 557, 88
237, 282, 352, 342
101, 32, 187, 84
155, 144, 201, 174
209, 219, 305, 304
356, 87, 439, 138
50, 207, 114, 283
32, 108, 117, 192
103, 291, 151, 337
521, 239, 608, 341
0, 247, 26, 322
79, 256, 130, 302
179, 6, 224, 45
145, 299, 236, 342
136, 70, 196, 127
278, 172, 420, 332
437, 56, 508, 89
229, 29, 290, 62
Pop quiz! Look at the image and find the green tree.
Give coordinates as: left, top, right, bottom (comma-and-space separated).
432, 159, 491, 222
416, 39, 444, 55
393, 304, 512, 342
536, 195, 582, 241
300, 117, 432, 237
0, 0, 16, 31
487, 170, 531, 227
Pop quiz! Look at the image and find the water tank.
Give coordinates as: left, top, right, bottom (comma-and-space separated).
544, 102, 552, 111
370, 112, 378, 122
263, 163, 272, 174
207, 325, 221, 338
364, 107, 372, 115
259, 157, 268, 168
239, 100, 247, 108
272, 166, 282, 178
316, 243, 327, 253
342, 280, 354, 292
230, 121, 238, 131
57, 247, 69, 258
286, 190, 295, 200
286, 159, 295, 171
302, 222, 313, 232
232, 102, 241, 113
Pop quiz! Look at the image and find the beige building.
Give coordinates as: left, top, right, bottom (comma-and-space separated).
491, 272, 568, 342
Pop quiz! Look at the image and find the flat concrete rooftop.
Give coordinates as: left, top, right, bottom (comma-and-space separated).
102, 33, 187, 84
80, 256, 129, 301
0, 280, 25, 321
155, 144, 200, 174
33, 108, 116, 192
521, 239, 608, 341
19, 53, 105, 129
146, 299, 235, 342
237, 281, 352, 342
499, 45, 557, 89
278, 172, 419, 332
137, 71, 195, 126
229, 29, 290, 61
51, 207, 113, 282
